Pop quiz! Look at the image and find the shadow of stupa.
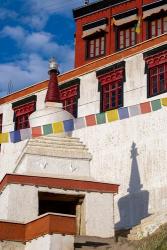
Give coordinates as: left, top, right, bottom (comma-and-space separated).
116, 142, 149, 229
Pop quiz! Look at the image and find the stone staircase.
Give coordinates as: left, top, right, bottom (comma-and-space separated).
128, 211, 167, 240
24, 134, 92, 159
15, 134, 92, 177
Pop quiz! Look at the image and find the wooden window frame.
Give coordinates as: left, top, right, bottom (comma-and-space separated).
60, 85, 79, 118
86, 33, 106, 60
144, 49, 167, 98
117, 23, 136, 51
149, 63, 167, 97
13, 101, 36, 130
97, 66, 125, 112
148, 15, 167, 39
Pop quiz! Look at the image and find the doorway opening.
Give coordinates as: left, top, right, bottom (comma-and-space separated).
38, 192, 85, 235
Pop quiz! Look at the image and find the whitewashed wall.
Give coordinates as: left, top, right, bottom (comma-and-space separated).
25, 234, 74, 250
0, 184, 114, 237
0, 47, 167, 230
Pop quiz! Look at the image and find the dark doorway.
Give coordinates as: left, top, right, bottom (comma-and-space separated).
38, 192, 84, 216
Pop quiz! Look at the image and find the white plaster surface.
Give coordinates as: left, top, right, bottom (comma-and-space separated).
16, 154, 91, 177
0, 183, 115, 237
85, 193, 114, 237
0, 186, 10, 220
0, 184, 38, 222
0, 46, 167, 233
25, 234, 74, 250
29, 106, 73, 128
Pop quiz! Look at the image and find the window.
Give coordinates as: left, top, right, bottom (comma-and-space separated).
144, 47, 167, 97
12, 96, 36, 130
118, 25, 136, 50
149, 16, 167, 38
86, 35, 105, 59
149, 63, 167, 96
60, 83, 80, 118
102, 81, 123, 111
97, 63, 125, 112
0, 114, 2, 152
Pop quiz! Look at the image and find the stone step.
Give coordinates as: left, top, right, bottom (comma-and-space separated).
40, 135, 80, 142
28, 141, 87, 150
26, 146, 92, 160
29, 139, 86, 147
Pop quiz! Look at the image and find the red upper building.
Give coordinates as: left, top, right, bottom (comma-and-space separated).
73, 0, 167, 67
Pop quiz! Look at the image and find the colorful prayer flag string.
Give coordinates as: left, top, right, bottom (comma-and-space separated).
0, 97, 166, 144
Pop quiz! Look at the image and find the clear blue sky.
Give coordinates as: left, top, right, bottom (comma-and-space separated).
0, 0, 94, 97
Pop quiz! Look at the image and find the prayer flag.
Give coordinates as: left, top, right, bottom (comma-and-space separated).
118, 107, 129, 120
161, 97, 167, 106
10, 130, 21, 143
135, 17, 141, 34
106, 109, 119, 122
140, 102, 151, 114
63, 119, 74, 132
129, 104, 141, 117
52, 121, 64, 134
151, 99, 162, 111
43, 124, 53, 135
20, 128, 32, 140
96, 112, 106, 125
74, 117, 86, 130
85, 114, 96, 126
0, 132, 9, 143
32, 126, 43, 138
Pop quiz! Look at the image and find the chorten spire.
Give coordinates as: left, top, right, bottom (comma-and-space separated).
45, 57, 61, 103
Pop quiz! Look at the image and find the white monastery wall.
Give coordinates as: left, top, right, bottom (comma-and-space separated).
0, 184, 38, 222
85, 192, 114, 237
0, 186, 10, 220
25, 234, 74, 250
0, 49, 167, 229
0, 184, 114, 237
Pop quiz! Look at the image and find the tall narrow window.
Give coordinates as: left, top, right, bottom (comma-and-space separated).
118, 25, 136, 50
102, 81, 123, 111
0, 114, 3, 152
149, 16, 167, 38
97, 62, 125, 112
144, 47, 167, 97
86, 35, 105, 59
60, 81, 80, 118
149, 63, 167, 96
12, 96, 36, 130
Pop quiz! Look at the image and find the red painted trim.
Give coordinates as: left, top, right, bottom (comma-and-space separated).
0, 34, 166, 105
0, 213, 76, 242
60, 85, 78, 100
145, 50, 167, 68
0, 174, 119, 194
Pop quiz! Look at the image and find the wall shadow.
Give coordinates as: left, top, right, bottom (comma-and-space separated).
116, 142, 149, 230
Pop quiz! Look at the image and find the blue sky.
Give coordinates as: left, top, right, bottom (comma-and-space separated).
0, 0, 94, 97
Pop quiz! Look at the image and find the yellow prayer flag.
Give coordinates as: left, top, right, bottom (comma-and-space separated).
135, 17, 141, 34
111, 17, 116, 26
161, 97, 167, 106
106, 109, 119, 122
52, 121, 64, 134
0, 132, 9, 143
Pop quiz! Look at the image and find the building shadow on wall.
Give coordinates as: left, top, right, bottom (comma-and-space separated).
116, 142, 149, 230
